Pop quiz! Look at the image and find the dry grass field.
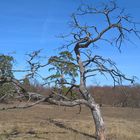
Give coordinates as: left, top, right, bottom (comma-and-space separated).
0, 103, 140, 140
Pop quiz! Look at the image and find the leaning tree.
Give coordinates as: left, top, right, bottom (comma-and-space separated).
0, 1, 140, 140
43, 1, 139, 139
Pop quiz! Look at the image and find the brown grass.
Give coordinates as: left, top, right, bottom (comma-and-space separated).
0, 103, 139, 140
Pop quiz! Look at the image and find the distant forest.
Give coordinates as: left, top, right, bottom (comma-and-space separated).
3, 79, 138, 108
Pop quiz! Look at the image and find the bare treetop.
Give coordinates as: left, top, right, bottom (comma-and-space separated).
59, 0, 140, 51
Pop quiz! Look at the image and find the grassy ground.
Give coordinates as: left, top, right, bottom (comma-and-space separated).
0, 103, 139, 140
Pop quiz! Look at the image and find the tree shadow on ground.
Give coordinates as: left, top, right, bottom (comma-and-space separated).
47, 118, 96, 139
1, 129, 68, 140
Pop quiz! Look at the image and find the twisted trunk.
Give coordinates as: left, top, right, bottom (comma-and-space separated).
74, 44, 106, 140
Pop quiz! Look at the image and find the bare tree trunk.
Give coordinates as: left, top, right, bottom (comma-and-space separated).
91, 104, 106, 140
79, 89, 106, 140
74, 44, 106, 140
80, 90, 106, 140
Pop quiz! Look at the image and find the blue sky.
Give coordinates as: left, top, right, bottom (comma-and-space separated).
0, 0, 140, 85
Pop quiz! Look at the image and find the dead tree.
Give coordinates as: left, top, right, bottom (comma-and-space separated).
47, 1, 139, 139
0, 1, 140, 140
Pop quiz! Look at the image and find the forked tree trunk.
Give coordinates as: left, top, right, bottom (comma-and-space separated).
74, 44, 106, 140
78, 78, 106, 140
80, 89, 106, 140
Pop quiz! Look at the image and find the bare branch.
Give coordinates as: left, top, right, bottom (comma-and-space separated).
46, 98, 90, 107
84, 55, 135, 85
1, 97, 46, 111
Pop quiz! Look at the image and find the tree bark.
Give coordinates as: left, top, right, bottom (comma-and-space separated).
74, 44, 106, 140
80, 90, 106, 140
91, 104, 106, 140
